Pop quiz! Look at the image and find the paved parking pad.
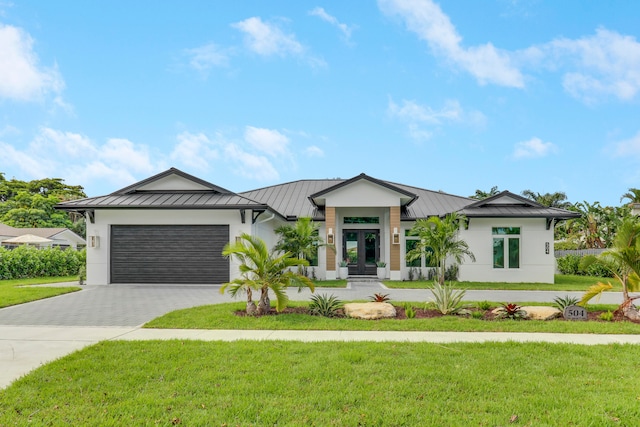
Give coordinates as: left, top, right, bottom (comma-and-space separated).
0, 285, 230, 327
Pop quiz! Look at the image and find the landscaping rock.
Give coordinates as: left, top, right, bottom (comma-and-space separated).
520, 306, 562, 320
344, 302, 396, 320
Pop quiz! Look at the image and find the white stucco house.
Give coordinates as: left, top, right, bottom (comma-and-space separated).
56, 167, 579, 285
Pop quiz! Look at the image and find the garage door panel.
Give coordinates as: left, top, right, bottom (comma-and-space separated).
110, 225, 229, 284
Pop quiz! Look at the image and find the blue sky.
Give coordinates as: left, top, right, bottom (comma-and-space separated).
1, 1, 639, 206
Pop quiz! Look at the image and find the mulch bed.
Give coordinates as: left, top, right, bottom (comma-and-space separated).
235, 305, 637, 322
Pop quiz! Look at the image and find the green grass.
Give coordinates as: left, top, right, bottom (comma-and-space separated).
1, 340, 639, 426
313, 279, 347, 288
0, 276, 80, 308
384, 274, 618, 291
144, 301, 640, 334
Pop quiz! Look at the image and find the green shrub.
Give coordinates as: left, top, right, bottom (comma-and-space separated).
308, 293, 343, 317
0, 246, 85, 280
556, 254, 581, 275
599, 310, 614, 322
471, 310, 485, 319
405, 306, 416, 318
476, 300, 493, 310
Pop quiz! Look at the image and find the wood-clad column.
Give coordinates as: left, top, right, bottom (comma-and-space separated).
390, 206, 400, 274
326, 206, 336, 271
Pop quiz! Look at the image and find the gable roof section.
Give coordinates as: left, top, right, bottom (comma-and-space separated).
308, 173, 417, 207
112, 167, 232, 195
56, 167, 267, 211
457, 191, 581, 219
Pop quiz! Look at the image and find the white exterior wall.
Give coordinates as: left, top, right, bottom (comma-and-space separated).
458, 217, 554, 283
85, 209, 251, 285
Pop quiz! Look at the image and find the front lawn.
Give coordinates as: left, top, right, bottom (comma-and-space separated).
1, 340, 638, 425
0, 276, 80, 308
144, 301, 640, 334
384, 274, 616, 291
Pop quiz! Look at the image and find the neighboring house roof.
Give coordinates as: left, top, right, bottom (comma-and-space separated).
0, 223, 85, 245
457, 191, 581, 220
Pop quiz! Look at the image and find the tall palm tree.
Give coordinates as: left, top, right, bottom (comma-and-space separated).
406, 212, 475, 285
620, 188, 640, 205
274, 217, 334, 274
580, 219, 640, 320
221, 233, 315, 314
469, 186, 500, 200
521, 189, 572, 209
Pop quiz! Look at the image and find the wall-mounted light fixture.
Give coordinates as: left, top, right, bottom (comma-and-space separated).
89, 235, 100, 249
327, 228, 334, 245
392, 227, 400, 245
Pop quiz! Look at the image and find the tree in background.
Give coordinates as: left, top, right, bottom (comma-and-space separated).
521, 189, 572, 209
469, 186, 500, 200
620, 188, 640, 205
0, 174, 86, 235
274, 217, 334, 274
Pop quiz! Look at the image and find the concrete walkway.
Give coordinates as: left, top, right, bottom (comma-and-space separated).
0, 280, 636, 389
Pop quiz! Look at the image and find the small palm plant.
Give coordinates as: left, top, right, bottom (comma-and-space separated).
221, 233, 315, 314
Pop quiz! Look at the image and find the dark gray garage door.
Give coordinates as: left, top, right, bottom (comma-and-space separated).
110, 225, 229, 284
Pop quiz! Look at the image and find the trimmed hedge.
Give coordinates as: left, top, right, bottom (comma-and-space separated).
0, 246, 85, 280
556, 254, 613, 277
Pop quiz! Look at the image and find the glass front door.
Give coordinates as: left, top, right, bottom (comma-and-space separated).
343, 229, 379, 275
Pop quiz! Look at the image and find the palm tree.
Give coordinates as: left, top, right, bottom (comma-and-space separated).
620, 188, 640, 205
580, 219, 640, 320
221, 233, 315, 314
406, 212, 475, 285
469, 186, 500, 200
274, 217, 334, 274
521, 189, 572, 209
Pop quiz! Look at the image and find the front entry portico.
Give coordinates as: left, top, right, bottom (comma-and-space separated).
343, 229, 379, 275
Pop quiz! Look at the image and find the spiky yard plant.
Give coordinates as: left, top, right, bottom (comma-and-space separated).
308, 293, 343, 317
553, 295, 580, 311
428, 281, 469, 315
369, 293, 391, 303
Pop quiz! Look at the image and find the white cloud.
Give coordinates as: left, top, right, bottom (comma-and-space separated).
378, 0, 524, 88
184, 43, 229, 72
0, 24, 64, 101
224, 143, 279, 181
512, 137, 557, 159
309, 7, 354, 41
171, 131, 219, 170
0, 127, 158, 193
610, 131, 640, 159
388, 98, 485, 140
305, 145, 324, 157
232, 17, 303, 57
545, 28, 640, 103
244, 126, 289, 156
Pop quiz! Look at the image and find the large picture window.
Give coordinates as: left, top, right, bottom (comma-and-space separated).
493, 227, 520, 269
405, 230, 437, 267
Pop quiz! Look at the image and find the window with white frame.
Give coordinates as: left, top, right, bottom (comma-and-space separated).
492, 227, 520, 269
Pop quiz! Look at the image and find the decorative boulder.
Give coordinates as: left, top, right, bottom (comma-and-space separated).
520, 306, 562, 321
344, 302, 396, 320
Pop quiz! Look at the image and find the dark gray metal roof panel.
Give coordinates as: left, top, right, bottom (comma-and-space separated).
56, 192, 266, 209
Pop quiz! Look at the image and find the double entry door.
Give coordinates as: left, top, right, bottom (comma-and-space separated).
343, 229, 379, 275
